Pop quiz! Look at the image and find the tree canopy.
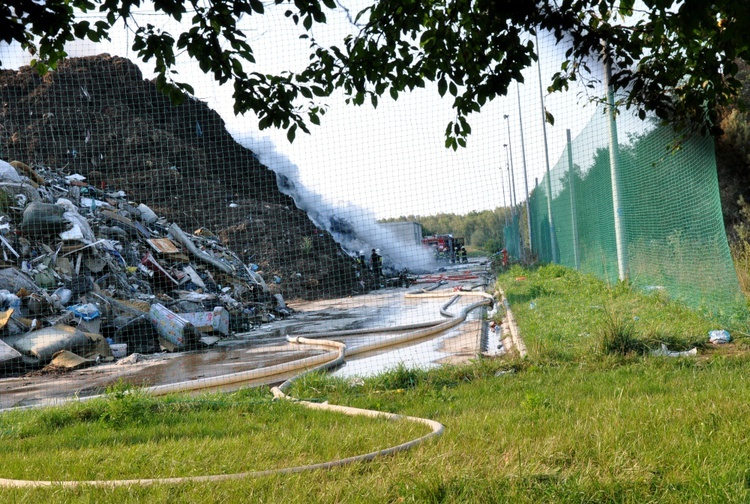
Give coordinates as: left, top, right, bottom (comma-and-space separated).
3, 0, 749, 145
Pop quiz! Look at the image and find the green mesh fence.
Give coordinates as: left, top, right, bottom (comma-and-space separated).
503, 213, 522, 260
529, 106, 744, 318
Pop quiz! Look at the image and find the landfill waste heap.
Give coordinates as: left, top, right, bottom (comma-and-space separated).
0, 55, 360, 374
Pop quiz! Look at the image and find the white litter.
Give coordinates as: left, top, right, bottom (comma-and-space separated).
651, 344, 697, 357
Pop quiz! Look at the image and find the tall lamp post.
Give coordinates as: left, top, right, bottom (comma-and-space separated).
500, 144, 512, 226
503, 114, 518, 210
517, 82, 533, 255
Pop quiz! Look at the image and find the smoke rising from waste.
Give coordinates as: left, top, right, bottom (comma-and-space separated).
235, 133, 435, 273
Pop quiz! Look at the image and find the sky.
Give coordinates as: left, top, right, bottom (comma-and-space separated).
0, 1, 606, 220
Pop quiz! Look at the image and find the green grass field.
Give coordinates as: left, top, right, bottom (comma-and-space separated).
2, 264, 750, 502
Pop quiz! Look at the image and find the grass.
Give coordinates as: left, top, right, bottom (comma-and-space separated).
2, 264, 750, 502
0, 384, 426, 482
498, 263, 733, 363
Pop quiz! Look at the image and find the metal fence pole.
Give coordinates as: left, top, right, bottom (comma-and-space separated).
566, 129, 580, 270
603, 51, 628, 281
536, 33, 558, 263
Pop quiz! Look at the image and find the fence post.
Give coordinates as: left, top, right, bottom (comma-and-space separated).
603, 51, 628, 281
566, 129, 580, 270
535, 34, 558, 263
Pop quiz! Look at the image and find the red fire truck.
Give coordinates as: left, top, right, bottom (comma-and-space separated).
421, 234, 465, 263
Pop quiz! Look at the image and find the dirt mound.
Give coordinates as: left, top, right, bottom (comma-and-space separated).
0, 55, 357, 300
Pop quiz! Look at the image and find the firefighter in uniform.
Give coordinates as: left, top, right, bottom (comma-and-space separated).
371, 248, 383, 282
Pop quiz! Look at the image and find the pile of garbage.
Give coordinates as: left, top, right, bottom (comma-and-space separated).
1, 55, 361, 302
0, 159, 290, 374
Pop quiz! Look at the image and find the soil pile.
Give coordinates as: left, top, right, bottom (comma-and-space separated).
0, 55, 357, 300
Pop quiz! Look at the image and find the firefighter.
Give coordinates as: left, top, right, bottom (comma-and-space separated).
355, 250, 366, 277
371, 248, 383, 280
461, 246, 468, 263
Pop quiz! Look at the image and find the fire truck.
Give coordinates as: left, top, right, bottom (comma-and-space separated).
421, 234, 465, 263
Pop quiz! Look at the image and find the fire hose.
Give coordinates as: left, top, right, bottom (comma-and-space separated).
0, 289, 494, 488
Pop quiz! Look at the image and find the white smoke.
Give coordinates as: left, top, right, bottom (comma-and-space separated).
234, 133, 435, 273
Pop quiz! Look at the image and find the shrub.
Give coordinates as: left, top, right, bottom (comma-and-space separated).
597, 308, 647, 356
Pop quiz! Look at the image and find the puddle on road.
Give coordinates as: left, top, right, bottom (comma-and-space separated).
332, 297, 488, 378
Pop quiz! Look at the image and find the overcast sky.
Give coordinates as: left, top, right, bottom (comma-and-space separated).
0, 2, 606, 219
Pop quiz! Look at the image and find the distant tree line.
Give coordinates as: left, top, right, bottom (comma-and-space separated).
381, 207, 521, 253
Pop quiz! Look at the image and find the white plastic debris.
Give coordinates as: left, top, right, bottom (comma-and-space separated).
136, 203, 158, 223
0, 160, 24, 183
651, 344, 698, 357
60, 210, 96, 243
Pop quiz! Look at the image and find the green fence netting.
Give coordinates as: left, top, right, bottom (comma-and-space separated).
503, 213, 522, 259
529, 106, 744, 318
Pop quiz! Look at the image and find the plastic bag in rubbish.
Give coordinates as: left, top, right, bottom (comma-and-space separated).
67, 303, 101, 321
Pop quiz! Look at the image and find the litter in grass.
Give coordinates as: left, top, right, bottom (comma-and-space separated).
709, 330, 731, 344
651, 344, 698, 358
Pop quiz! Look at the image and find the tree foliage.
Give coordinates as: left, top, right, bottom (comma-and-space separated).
3, 0, 749, 145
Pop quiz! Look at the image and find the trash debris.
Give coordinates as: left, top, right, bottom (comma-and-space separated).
179, 306, 230, 336
709, 330, 731, 344
0, 339, 22, 371
67, 303, 101, 321
5, 325, 95, 365
46, 349, 97, 370
149, 303, 200, 349
651, 344, 698, 358
0, 161, 293, 376
116, 352, 144, 365
109, 343, 127, 358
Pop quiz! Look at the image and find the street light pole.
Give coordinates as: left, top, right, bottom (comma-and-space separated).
517, 82, 533, 254
504, 114, 518, 209
500, 144, 510, 226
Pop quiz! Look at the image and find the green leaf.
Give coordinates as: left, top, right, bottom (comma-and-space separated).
249, 0, 264, 14
619, 0, 635, 16
449, 81, 457, 97
287, 124, 298, 142
438, 76, 447, 97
